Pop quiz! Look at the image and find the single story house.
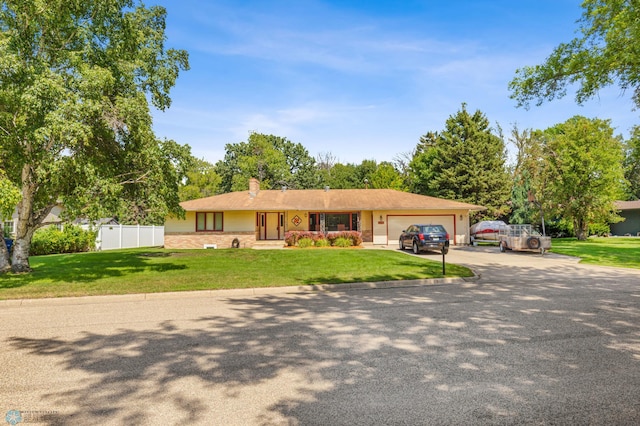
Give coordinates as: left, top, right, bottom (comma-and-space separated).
3, 204, 117, 238
611, 200, 640, 236
2, 205, 64, 238
164, 178, 486, 249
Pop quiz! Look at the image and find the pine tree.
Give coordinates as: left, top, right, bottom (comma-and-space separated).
410, 104, 510, 219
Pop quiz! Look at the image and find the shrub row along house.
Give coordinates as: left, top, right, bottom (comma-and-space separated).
164, 179, 485, 249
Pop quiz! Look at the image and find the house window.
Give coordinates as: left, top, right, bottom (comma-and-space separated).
309, 213, 320, 231
196, 212, 223, 231
310, 212, 358, 232
3, 221, 14, 237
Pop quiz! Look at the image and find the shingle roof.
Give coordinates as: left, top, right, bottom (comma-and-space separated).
180, 188, 486, 212
615, 200, 640, 210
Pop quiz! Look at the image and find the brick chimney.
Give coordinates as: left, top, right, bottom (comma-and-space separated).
249, 178, 260, 198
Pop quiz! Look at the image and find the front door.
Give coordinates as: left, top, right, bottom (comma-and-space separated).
258, 212, 283, 240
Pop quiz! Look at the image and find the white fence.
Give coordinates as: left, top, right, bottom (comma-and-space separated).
96, 224, 164, 250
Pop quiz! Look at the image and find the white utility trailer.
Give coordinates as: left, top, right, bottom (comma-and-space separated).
498, 224, 551, 254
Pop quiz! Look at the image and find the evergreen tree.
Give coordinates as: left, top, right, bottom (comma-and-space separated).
410, 104, 511, 219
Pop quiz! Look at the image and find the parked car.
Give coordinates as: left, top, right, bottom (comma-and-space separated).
399, 224, 450, 254
4, 237, 13, 253
470, 220, 508, 242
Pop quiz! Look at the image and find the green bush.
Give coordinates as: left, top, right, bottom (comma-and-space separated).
314, 238, 329, 247
588, 222, 610, 237
297, 237, 314, 248
333, 237, 352, 247
285, 231, 316, 246
285, 230, 362, 247
30, 225, 96, 256
327, 231, 362, 246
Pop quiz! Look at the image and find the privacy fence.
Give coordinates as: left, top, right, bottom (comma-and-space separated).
96, 224, 164, 250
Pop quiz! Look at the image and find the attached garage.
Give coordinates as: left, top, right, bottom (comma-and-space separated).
387, 214, 456, 246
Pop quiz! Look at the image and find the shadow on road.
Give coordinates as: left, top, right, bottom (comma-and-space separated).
7, 260, 640, 424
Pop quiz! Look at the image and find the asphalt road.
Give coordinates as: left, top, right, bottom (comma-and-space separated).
1, 247, 639, 425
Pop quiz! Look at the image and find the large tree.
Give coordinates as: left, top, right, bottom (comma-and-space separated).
216, 133, 317, 192
179, 157, 222, 202
317, 162, 359, 189
624, 126, 640, 200
509, 0, 640, 108
0, 1, 189, 272
508, 125, 548, 226
541, 116, 626, 240
409, 104, 511, 219
369, 162, 406, 190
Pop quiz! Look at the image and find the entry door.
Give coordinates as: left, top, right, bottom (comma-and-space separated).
266, 212, 279, 240
259, 212, 283, 240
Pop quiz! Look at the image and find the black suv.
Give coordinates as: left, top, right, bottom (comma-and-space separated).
399, 224, 450, 254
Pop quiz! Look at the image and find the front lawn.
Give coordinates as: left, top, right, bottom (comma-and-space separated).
0, 248, 473, 300
551, 237, 640, 269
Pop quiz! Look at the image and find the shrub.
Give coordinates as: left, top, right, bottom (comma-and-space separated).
297, 237, 314, 248
30, 225, 96, 256
312, 233, 327, 244
284, 232, 297, 246
314, 238, 329, 247
286, 230, 362, 247
589, 222, 610, 237
333, 237, 352, 247
285, 231, 321, 246
326, 231, 362, 246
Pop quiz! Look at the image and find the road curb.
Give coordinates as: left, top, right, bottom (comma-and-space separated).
0, 274, 479, 307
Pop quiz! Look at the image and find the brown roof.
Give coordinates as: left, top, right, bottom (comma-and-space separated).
180, 188, 486, 212
615, 200, 640, 210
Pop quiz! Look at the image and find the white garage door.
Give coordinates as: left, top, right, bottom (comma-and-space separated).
388, 215, 455, 245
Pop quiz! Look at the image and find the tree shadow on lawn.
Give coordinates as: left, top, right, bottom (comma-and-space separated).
0, 251, 187, 289
6, 262, 640, 424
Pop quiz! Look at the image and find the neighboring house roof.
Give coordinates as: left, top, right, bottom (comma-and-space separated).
615, 200, 640, 210
73, 217, 119, 226
180, 188, 486, 212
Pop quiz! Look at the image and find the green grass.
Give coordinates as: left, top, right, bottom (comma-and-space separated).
0, 248, 473, 300
550, 237, 640, 269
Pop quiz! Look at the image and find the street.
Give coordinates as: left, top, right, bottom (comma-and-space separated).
1, 247, 640, 425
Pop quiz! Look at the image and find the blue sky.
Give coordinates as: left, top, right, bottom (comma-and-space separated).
151, 0, 638, 165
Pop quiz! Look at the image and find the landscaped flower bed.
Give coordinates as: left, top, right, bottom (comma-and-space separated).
285, 231, 363, 248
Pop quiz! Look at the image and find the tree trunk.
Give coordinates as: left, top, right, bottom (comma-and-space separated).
10, 236, 32, 273
574, 217, 588, 241
10, 165, 38, 273
0, 222, 9, 273
0, 241, 10, 273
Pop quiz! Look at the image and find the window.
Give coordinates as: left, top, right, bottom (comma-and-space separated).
309, 213, 320, 231
3, 221, 14, 238
196, 212, 223, 231
309, 212, 359, 232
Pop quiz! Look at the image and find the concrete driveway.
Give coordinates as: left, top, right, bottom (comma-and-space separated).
1, 247, 639, 425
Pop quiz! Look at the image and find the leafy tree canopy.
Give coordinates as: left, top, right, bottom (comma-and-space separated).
370, 162, 406, 191
0, 0, 189, 272
510, 0, 640, 108
216, 133, 317, 192
624, 126, 640, 200
540, 116, 626, 240
179, 157, 222, 202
